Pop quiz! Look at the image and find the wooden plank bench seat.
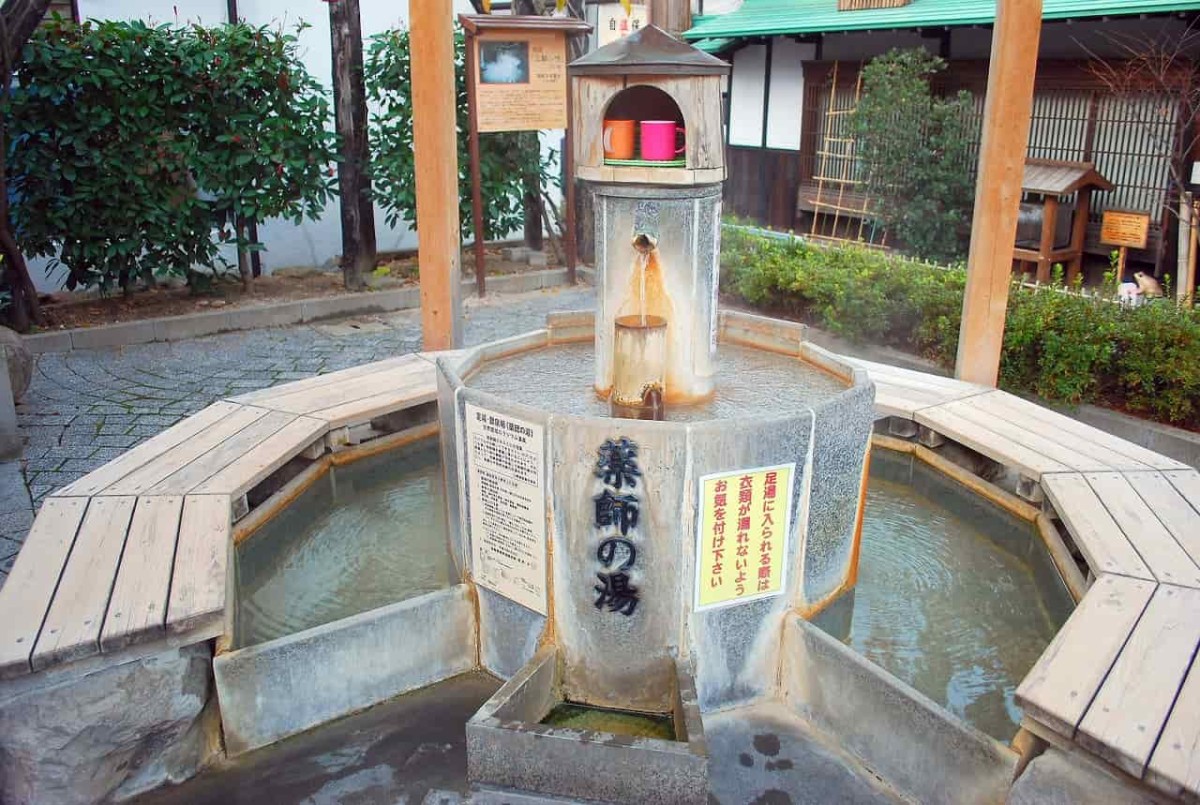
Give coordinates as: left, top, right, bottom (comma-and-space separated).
0, 353, 444, 680
915, 390, 1190, 480
842, 357, 990, 419
1020, 468, 1200, 799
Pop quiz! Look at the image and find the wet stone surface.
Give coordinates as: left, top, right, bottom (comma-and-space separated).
4, 287, 593, 587
131, 672, 502, 805
465, 342, 846, 421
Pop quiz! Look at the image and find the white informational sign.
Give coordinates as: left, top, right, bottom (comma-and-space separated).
595, 3, 649, 48
466, 403, 548, 615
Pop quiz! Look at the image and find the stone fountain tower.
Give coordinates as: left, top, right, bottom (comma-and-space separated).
572, 26, 728, 413
437, 28, 876, 804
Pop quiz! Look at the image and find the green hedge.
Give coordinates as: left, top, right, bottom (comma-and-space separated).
720, 227, 1200, 430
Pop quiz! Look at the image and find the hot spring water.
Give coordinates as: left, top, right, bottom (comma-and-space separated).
234, 437, 452, 648
233, 435, 1067, 743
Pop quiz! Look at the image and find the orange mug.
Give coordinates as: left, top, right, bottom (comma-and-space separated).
603, 119, 635, 161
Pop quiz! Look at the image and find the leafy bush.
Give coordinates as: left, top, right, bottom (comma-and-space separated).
852, 49, 977, 264
721, 226, 965, 364
6, 19, 335, 294
1000, 275, 1118, 402
722, 227, 1200, 429
366, 26, 555, 242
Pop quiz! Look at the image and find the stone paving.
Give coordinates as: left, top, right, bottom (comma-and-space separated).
3, 286, 594, 586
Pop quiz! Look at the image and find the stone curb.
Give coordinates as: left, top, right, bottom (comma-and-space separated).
0, 350, 18, 459
23, 268, 577, 354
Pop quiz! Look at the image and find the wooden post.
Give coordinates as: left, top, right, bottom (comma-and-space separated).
329, 0, 377, 291
1036, 195, 1058, 284
465, 32, 487, 297
955, 0, 1043, 386
412, 0, 464, 349
1066, 189, 1090, 285
565, 75, 578, 283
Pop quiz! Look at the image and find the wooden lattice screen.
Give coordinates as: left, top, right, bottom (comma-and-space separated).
799, 61, 1183, 256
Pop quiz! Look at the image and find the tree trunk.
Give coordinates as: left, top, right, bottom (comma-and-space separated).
329, 0, 376, 291
1, 0, 53, 59
235, 214, 253, 290
1, 0, 55, 331
0, 111, 42, 331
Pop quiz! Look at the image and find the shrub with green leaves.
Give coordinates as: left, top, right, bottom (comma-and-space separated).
365, 26, 555, 242
721, 227, 1200, 430
6, 19, 335, 293
852, 49, 977, 264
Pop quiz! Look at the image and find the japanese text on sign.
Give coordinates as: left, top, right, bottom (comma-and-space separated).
475, 30, 567, 133
466, 403, 548, 615
1100, 210, 1151, 250
694, 463, 796, 611
593, 437, 642, 616
597, 4, 648, 47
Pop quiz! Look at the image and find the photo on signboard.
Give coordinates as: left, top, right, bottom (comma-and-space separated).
479, 40, 530, 85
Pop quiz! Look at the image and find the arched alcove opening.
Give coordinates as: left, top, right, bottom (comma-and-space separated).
601, 85, 687, 164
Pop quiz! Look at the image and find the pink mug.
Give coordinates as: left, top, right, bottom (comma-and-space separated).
640, 120, 685, 161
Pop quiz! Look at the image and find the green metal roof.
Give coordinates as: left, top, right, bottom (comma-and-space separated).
684, 0, 1200, 41
692, 37, 737, 53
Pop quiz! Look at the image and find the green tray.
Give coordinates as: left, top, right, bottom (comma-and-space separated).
604, 158, 686, 168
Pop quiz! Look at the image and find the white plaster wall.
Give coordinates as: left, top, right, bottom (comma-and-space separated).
690, 0, 741, 17
728, 44, 765, 148
764, 38, 813, 151
25, 0, 559, 290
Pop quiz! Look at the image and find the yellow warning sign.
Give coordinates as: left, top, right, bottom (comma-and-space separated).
695, 463, 795, 611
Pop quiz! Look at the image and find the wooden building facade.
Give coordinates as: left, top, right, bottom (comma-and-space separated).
688, 4, 1200, 276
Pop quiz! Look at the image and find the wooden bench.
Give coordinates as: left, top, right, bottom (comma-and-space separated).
0, 352, 450, 680
915, 390, 1189, 480
842, 357, 990, 420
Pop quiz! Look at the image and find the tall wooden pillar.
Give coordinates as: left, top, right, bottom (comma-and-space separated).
955, 0, 1042, 386
411, 0, 463, 350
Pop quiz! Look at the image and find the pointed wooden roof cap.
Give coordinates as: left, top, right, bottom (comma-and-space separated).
1023, 159, 1114, 197
569, 24, 730, 76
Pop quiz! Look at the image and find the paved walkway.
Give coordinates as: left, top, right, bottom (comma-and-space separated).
3, 286, 594, 585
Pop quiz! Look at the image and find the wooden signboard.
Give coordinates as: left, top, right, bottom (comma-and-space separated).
459, 15, 591, 296
474, 30, 568, 133
1100, 210, 1151, 250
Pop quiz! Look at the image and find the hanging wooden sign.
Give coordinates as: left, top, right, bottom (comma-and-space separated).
459, 15, 591, 296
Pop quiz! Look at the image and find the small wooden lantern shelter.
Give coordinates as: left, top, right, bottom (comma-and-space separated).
570, 25, 728, 186
1013, 158, 1113, 284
